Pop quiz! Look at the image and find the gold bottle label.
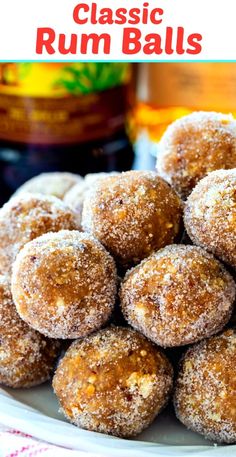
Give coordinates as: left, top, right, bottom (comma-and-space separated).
139, 63, 236, 112
0, 63, 130, 145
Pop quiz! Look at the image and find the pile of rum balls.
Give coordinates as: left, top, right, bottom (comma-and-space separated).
1, 111, 236, 444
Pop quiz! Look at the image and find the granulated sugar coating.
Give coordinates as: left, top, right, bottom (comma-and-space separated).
0, 275, 60, 388
12, 231, 117, 339
157, 112, 236, 199
14, 172, 82, 200
53, 326, 173, 438
82, 171, 182, 268
64, 172, 119, 222
174, 329, 236, 443
120, 245, 235, 347
0, 193, 81, 275
184, 168, 236, 269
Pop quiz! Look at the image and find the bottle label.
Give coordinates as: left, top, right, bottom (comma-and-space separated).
140, 63, 236, 112
0, 63, 130, 145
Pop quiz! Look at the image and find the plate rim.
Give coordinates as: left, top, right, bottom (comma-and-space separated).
0, 388, 236, 457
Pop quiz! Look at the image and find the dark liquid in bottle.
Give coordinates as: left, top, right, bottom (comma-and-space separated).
0, 131, 134, 204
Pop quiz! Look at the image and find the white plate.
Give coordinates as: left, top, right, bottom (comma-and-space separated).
0, 383, 235, 457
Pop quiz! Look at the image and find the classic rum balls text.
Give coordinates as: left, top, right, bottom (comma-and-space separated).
36, 2, 203, 56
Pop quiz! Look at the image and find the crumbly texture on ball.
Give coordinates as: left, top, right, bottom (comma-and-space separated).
12, 231, 117, 339
64, 172, 119, 220
184, 168, 236, 269
53, 326, 173, 438
82, 171, 182, 268
120, 245, 235, 347
14, 172, 82, 200
0, 275, 60, 388
174, 329, 236, 443
0, 193, 80, 275
157, 112, 236, 199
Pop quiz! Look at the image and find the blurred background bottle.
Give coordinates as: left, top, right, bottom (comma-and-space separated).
134, 63, 236, 169
0, 62, 134, 202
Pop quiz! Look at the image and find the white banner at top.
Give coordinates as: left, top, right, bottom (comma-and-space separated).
0, 0, 235, 61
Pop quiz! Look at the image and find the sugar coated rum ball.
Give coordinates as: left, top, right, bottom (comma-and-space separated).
53, 327, 173, 437
120, 245, 235, 347
12, 231, 117, 339
82, 170, 182, 268
157, 112, 236, 199
174, 329, 236, 443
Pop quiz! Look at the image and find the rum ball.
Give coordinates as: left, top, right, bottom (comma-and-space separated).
157, 112, 236, 199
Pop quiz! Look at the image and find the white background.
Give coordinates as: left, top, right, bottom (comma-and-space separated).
0, 0, 234, 61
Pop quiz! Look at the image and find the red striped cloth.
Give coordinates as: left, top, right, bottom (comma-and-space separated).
0, 425, 102, 457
